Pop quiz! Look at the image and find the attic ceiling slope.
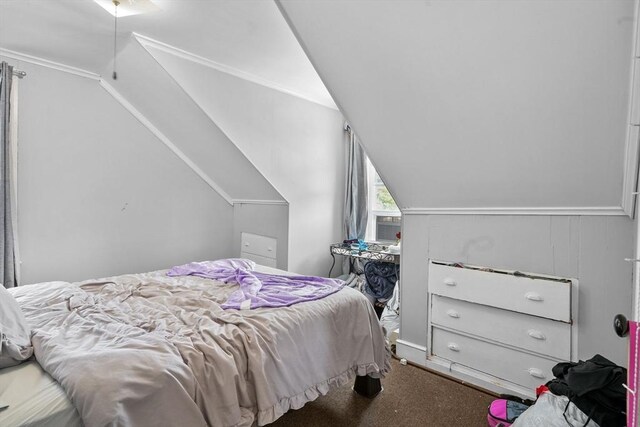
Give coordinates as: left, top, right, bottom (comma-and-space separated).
141, 42, 345, 205
0, 0, 331, 107
133, 33, 336, 109
102, 37, 284, 202
277, 0, 636, 212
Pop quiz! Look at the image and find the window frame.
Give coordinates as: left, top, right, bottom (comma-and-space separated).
365, 159, 400, 243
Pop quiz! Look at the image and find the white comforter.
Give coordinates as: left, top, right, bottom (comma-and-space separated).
10, 270, 389, 426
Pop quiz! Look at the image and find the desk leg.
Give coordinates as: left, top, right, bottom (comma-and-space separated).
328, 253, 336, 277
353, 375, 382, 398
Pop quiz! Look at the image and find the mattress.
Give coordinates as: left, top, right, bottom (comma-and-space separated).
1, 262, 388, 427
0, 361, 80, 427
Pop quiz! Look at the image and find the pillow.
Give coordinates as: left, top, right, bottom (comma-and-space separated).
0, 285, 33, 368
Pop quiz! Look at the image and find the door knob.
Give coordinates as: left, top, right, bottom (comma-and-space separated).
614, 313, 629, 338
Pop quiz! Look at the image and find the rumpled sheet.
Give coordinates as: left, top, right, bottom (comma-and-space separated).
10, 268, 389, 427
167, 258, 345, 309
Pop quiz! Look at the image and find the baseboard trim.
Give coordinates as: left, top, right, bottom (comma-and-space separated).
395, 339, 427, 366
424, 356, 534, 399
396, 339, 538, 399
402, 206, 627, 216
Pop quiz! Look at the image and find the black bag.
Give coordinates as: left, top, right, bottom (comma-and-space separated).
546, 354, 627, 427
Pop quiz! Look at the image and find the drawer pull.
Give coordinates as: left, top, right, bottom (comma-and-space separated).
525, 292, 544, 302
527, 329, 546, 340
444, 278, 457, 287
446, 309, 460, 319
528, 368, 546, 379
447, 343, 460, 352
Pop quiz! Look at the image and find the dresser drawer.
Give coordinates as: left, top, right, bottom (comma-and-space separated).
431, 295, 571, 360
432, 327, 558, 390
429, 262, 571, 322
241, 232, 277, 259
240, 251, 277, 268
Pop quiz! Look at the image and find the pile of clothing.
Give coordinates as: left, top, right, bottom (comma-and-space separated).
513, 354, 627, 427
363, 261, 399, 307
340, 260, 399, 326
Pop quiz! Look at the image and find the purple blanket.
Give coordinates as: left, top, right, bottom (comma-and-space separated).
167, 258, 345, 309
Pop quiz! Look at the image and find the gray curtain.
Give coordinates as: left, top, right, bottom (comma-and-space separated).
0, 62, 16, 288
344, 129, 368, 240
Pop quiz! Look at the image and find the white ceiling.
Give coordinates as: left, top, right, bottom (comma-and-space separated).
0, 0, 334, 106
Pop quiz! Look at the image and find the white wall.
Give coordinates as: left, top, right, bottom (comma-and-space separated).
104, 38, 285, 202
278, 0, 638, 367
6, 59, 235, 284
401, 214, 634, 366
233, 203, 289, 270
278, 0, 635, 209
142, 45, 346, 276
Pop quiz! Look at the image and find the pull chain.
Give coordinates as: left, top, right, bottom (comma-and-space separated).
112, 0, 120, 80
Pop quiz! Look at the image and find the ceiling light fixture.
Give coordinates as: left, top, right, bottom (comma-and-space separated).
94, 0, 160, 80
94, 0, 159, 18
112, 0, 119, 80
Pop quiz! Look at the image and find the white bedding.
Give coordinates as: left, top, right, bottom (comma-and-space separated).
3, 263, 389, 426
0, 265, 293, 427
0, 361, 80, 427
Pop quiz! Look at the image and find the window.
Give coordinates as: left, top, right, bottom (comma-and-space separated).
366, 159, 401, 243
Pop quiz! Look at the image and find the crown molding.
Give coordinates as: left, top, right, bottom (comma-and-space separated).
0, 48, 100, 80
0, 47, 281, 208
401, 206, 627, 216
232, 199, 288, 206
2, 46, 637, 218
99, 79, 234, 206
132, 33, 338, 111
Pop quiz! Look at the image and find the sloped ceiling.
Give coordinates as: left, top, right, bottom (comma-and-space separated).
278, 0, 637, 210
0, 0, 333, 107
102, 37, 284, 202
142, 43, 344, 203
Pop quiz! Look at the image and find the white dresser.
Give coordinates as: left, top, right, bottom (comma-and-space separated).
427, 261, 576, 398
241, 232, 278, 268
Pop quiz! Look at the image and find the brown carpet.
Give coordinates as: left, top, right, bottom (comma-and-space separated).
270, 357, 495, 426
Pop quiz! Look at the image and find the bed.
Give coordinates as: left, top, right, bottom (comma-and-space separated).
0, 260, 389, 426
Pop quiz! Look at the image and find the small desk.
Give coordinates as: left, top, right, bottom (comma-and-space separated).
328, 242, 400, 277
